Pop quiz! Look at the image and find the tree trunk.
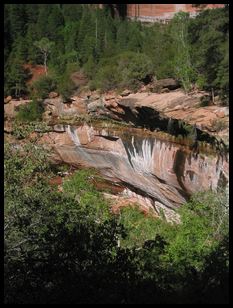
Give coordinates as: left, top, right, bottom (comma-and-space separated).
211, 88, 215, 103
44, 52, 47, 76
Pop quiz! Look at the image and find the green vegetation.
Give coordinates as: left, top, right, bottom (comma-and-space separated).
4, 127, 229, 303
117, 205, 158, 248
4, 4, 228, 102
16, 98, 44, 122
4, 4, 229, 304
31, 75, 57, 99
210, 118, 228, 132
91, 51, 153, 92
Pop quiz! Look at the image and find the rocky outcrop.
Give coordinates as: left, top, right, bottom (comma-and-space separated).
4, 96, 12, 104
39, 124, 229, 222
49, 92, 59, 99
4, 99, 30, 118
148, 78, 180, 93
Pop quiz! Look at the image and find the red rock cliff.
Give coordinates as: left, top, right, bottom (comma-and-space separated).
127, 4, 225, 22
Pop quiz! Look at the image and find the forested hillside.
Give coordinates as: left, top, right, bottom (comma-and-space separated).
4, 4, 228, 103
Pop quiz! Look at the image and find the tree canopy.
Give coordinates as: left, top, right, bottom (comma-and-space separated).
4, 4, 229, 102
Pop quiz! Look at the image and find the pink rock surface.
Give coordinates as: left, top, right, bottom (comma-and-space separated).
40, 124, 228, 221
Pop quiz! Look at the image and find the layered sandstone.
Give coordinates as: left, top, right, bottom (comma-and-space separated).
39, 124, 229, 222
127, 4, 225, 22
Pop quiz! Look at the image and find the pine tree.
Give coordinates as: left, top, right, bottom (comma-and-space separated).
116, 20, 129, 52
62, 4, 83, 23
47, 5, 64, 41
36, 5, 53, 38
127, 22, 142, 52
5, 59, 29, 97
24, 4, 39, 25
8, 4, 27, 40
26, 24, 40, 64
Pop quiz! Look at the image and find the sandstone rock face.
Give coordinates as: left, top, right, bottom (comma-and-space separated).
43, 96, 88, 119
53, 124, 66, 132
127, 4, 225, 22
121, 89, 132, 97
4, 96, 12, 104
41, 124, 229, 222
49, 92, 59, 99
4, 100, 30, 118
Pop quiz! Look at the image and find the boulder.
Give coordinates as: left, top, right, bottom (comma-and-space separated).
215, 111, 225, 118
150, 78, 180, 92
53, 124, 66, 132
139, 86, 148, 93
42, 110, 53, 121
105, 94, 116, 101
161, 88, 170, 93
49, 92, 59, 99
104, 99, 118, 108
121, 89, 131, 97
4, 96, 12, 104
90, 92, 101, 100
87, 100, 105, 113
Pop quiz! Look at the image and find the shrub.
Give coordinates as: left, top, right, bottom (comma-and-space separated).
199, 95, 211, 107
16, 99, 44, 122
211, 118, 228, 132
32, 75, 57, 99
56, 63, 77, 100
93, 51, 154, 92
94, 64, 119, 92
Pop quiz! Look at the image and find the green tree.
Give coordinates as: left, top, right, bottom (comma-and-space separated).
7, 4, 27, 40
170, 12, 194, 92
36, 4, 53, 38
188, 7, 229, 99
34, 38, 55, 75
32, 75, 56, 99
116, 20, 129, 51
4, 59, 29, 97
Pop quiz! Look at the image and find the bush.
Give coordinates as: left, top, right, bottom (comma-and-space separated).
56, 63, 77, 100
16, 99, 44, 122
94, 64, 119, 92
211, 118, 228, 132
92, 52, 153, 92
32, 75, 57, 99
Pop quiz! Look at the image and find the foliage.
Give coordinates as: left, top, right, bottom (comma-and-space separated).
4, 136, 229, 303
92, 51, 153, 92
31, 75, 57, 99
4, 4, 228, 99
16, 99, 44, 122
170, 12, 195, 92
117, 205, 159, 248
4, 140, 123, 304
4, 59, 30, 97
55, 63, 77, 100
210, 118, 228, 132
62, 169, 111, 223
188, 7, 229, 100
12, 121, 50, 139
34, 37, 55, 76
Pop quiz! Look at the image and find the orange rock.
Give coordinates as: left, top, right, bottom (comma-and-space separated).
49, 92, 59, 99
105, 94, 116, 101
4, 96, 12, 104
215, 111, 225, 118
